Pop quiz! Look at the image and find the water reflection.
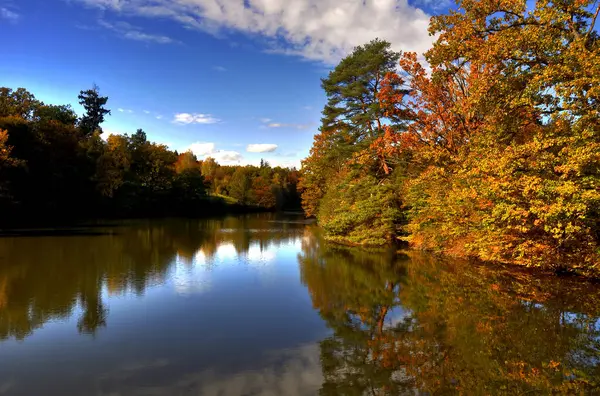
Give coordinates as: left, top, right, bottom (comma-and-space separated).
0, 214, 305, 341
0, 215, 599, 395
299, 228, 600, 394
94, 344, 323, 396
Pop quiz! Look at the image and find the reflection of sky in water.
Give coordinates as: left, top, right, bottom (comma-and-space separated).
246, 243, 277, 264
169, 238, 303, 296
0, 220, 328, 396
172, 258, 212, 295
384, 307, 413, 329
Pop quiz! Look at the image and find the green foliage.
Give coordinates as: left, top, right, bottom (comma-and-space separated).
300, 39, 408, 246
321, 38, 401, 145
0, 87, 38, 119
318, 170, 402, 246
173, 168, 206, 204
201, 160, 299, 210
35, 104, 78, 125
229, 167, 253, 205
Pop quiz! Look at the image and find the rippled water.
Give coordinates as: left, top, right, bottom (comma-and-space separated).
0, 214, 599, 395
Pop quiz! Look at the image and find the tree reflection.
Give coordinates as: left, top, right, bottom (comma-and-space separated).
299, 227, 414, 394
0, 213, 304, 340
299, 228, 600, 394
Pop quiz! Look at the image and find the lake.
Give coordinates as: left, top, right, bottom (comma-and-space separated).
0, 213, 599, 395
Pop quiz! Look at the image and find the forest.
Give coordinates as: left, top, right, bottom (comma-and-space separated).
298, 0, 600, 275
0, 86, 301, 224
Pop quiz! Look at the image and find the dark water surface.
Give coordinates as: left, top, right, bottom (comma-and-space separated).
0, 214, 599, 395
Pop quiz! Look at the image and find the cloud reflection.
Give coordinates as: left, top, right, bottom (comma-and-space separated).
96, 344, 322, 396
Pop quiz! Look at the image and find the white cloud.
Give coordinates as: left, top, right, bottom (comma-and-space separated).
0, 7, 19, 22
213, 65, 227, 72
267, 122, 310, 130
117, 108, 124, 112
185, 142, 299, 168
186, 142, 243, 165
117, 107, 133, 113
98, 19, 176, 44
212, 150, 243, 164
188, 142, 216, 156
247, 144, 278, 153
174, 113, 220, 124
143, 110, 151, 114
70, 0, 434, 64
156, 115, 163, 119
260, 118, 272, 123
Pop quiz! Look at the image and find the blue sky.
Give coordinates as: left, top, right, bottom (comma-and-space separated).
0, 0, 448, 167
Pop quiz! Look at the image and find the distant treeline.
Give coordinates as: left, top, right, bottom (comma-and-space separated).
0, 87, 301, 225
299, 0, 600, 275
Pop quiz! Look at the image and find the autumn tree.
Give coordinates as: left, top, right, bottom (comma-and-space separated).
200, 156, 218, 190
250, 176, 276, 208
0, 129, 20, 170
174, 150, 199, 174
229, 167, 253, 205
370, 0, 600, 272
0, 129, 21, 205
0, 87, 38, 119
173, 151, 207, 205
95, 134, 130, 198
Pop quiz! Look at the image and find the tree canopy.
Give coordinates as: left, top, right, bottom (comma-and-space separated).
300, 0, 600, 275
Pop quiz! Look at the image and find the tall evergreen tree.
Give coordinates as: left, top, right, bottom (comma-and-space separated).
321, 38, 403, 148
78, 84, 110, 135
300, 39, 408, 245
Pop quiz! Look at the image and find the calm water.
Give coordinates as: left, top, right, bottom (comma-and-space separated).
0, 214, 599, 395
